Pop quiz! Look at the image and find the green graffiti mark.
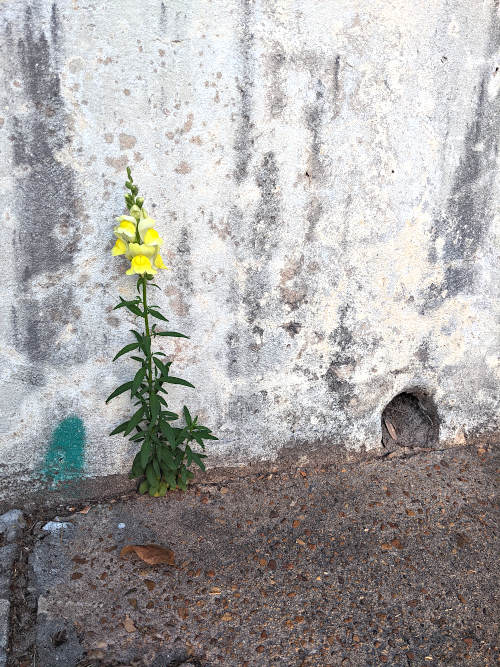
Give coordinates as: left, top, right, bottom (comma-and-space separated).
42, 416, 86, 484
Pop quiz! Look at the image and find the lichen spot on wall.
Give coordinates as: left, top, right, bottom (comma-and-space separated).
42, 416, 86, 484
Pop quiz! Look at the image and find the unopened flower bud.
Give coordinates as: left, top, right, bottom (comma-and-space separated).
136, 197, 145, 208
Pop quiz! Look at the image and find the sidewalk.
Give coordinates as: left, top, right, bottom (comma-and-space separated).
5, 444, 500, 667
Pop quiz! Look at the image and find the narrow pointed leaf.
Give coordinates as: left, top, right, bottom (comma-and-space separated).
191, 452, 206, 472
163, 377, 195, 388
123, 407, 145, 436
148, 309, 168, 322
109, 421, 128, 436
106, 381, 133, 404
140, 438, 151, 469
183, 406, 192, 427
155, 331, 189, 338
113, 343, 140, 362
131, 367, 146, 397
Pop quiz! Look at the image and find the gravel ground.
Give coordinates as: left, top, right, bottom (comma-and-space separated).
6, 444, 500, 667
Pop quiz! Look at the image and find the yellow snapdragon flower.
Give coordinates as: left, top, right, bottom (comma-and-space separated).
112, 200, 168, 276
111, 238, 128, 256
114, 215, 137, 241
125, 242, 157, 275
127, 255, 156, 275
154, 254, 169, 269
143, 228, 163, 247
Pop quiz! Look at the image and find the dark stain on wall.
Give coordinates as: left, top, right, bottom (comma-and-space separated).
429, 11, 500, 301
324, 305, 356, 408
176, 226, 193, 293
267, 43, 287, 117
9, 5, 80, 364
306, 79, 326, 181
233, 0, 254, 183
252, 152, 281, 257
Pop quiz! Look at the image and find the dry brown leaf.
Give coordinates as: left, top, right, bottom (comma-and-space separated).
120, 544, 175, 566
221, 612, 232, 621
77, 506, 91, 514
384, 419, 397, 440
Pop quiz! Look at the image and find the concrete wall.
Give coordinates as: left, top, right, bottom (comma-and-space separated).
1, 0, 499, 498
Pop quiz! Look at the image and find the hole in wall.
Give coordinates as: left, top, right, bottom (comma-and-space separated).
381, 391, 439, 450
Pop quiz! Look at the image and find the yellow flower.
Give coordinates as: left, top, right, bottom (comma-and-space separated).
114, 215, 137, 241
143, 228, 163, 247
127, 242, 155, 259
111, 238, 128, 256
126, 255, 156, 275
138, 217, 156, 240
154, 254, 169, 269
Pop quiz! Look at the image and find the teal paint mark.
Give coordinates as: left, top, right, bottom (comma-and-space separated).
42, 416, 86, 484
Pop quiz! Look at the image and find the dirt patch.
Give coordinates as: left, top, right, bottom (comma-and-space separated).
381, 391, 439, 450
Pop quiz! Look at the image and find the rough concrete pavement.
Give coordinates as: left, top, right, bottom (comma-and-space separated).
6, 444, 500, 667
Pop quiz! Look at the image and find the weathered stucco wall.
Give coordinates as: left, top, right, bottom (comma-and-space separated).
1, 0, 499, 498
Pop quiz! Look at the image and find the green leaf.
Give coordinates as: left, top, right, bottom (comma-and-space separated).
113, 298, 140, 310
124, 407, 145, 436
113, 299, 143, 317
153, 357, 170, 377
129, 329, 144, 344
140, 439, 152, 469
160, 447, 175, 470
192, 433, 203, 447
109, 421, 128, 436
191, 452, 206, 472
164, 471, 177, 488
181, 464, 187, 484
158, 481, 168, 497
177, 480, 187, 491
184, 406, 192, 427
131, 367, 146, 397
129, 430, 146, 442
159, 421, 176, 449
187, 470, 194, 479
153, 458, 161, 478
148, 309, 168, 322
113, 343, 140, 362
163, 377, 195, 389
157, 394, 169, 409
105, 381, 133, 404
155, 331, 189, 339
149, 485, 159, 497
131, 451, 145, 477
127, 304, 144, 317
146, 463, 157, 487
160, 411, 178, 421
139, 480, 149, 494
142, 336, 151, 358
174, 449, 184, 467
150, 392, 159, 425
186, 444, 192, 467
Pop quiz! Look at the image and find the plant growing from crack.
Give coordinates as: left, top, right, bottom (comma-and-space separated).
106, 167, 217, 495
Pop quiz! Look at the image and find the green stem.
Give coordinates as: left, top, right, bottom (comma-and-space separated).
142, 277, 153, 402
